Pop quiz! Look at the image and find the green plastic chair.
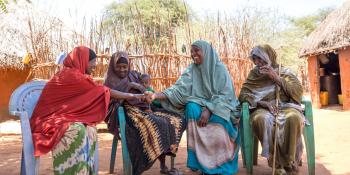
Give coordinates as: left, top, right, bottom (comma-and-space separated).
109, 107, 133, 175
240, 100, 315, 175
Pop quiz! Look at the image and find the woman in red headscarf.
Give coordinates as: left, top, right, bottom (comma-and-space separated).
30, 46, 144, 175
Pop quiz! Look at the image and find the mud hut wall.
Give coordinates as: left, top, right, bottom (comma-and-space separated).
0, 68, 31, 122
307, 55, 321, 109
339, 47, 350, 110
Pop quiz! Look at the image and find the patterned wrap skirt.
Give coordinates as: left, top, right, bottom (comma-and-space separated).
124, 104, 186, 175
52, 122, 97, 175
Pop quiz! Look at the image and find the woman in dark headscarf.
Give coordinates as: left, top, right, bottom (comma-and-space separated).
104, 51, 186, 175
30, 46, 144, 175
239, 44, 305, 175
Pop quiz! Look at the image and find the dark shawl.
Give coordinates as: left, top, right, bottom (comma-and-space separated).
104, 51, 148, 135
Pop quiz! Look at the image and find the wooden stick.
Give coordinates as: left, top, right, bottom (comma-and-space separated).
272, 63, 282, 175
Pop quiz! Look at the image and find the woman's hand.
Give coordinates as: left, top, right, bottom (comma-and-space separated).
258, 101, 278, 115
259, 65, 282, 85
110, 89, 146, 101
128, 82, 146, 92
144, 92, 168, 104
197, 108, 211, 127
130, 94, 146, 101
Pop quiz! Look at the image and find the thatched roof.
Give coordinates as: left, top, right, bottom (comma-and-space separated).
299, 1, 350, 57
0, 3, 67, 70
0, 5, 25, 69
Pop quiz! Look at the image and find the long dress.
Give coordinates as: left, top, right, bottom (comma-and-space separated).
104, 51, 186, 175
159, 40, 241, 175
30, 46, 110, 175
185, 102, 239, 175
239, 44, 305, 171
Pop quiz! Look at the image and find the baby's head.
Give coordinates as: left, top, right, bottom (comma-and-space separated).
140, 74, 151, 89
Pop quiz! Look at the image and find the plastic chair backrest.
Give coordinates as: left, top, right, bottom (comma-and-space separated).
9, 81, 46, 118
8, 80, 46, 175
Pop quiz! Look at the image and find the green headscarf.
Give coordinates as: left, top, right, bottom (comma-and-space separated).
161, 40, 239, 121
239, 44, 303, 107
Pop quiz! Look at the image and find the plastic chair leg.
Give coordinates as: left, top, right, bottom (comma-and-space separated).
94, 140, 99, 174
109, 135, 118, 174
242, 102, 253, 175
118, 107, 132, 175
20, 151, 26, 175
34, 157, 40, 175
253, 137, 259, 166
303, 101, 315, 175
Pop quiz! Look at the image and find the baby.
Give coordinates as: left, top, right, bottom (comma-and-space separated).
140, 74, 170, 174
140, 74, 162, 109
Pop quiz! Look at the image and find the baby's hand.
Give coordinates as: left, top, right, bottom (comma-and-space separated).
144, 91, 154, 104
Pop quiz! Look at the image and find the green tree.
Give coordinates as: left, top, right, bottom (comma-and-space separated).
103, 0, 189, 44
256, 7, 335, 71
105, 0, 187, 28
0, 0, 9, 13
0, 0, 31, 13
289, 7, 334, 35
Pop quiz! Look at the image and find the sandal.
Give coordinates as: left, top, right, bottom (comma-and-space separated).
168, 168, 184, 175
190, 168, 198, 172
160, 166, 169, 174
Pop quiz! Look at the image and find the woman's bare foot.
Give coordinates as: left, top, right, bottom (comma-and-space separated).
159, 154, 169, 174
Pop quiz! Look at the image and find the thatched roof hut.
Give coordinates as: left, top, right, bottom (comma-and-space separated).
0, 12, 31, 121
299, 1, 350, 57
0, 52, 31, 122
0, 52, 23, 70
0, 5, 27, 71
299, 1, 350, 110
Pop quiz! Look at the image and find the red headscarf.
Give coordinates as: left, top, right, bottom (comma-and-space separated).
30, 46, 110, 156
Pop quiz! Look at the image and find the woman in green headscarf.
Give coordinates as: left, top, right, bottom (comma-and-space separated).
146, 40, 240, 175
239, 44, 305, 174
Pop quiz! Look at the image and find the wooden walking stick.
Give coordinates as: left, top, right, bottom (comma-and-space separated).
272, 63, 282, 175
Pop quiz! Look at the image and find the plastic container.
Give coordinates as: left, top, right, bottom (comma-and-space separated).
320, 91, 329, 106
22, 53, 31, 64
338, 94, 343, 105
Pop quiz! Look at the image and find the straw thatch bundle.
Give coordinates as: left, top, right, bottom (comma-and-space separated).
0, 6, 25, 71
299, 1, 350, 57
0, 52, 23, 71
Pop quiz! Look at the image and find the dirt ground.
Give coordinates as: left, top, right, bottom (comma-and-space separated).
1, 107, 350, 175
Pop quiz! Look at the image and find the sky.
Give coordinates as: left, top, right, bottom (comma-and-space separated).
30, 0, 346, 30
188, 0, 346, 17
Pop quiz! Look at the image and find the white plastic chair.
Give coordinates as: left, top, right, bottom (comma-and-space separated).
8, 80, 99, 175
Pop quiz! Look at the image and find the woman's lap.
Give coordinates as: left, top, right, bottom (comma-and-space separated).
185, 102, 239, 175
124, 104, 186, 175
250, 107, 304, 166
52, 122, 97, 175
